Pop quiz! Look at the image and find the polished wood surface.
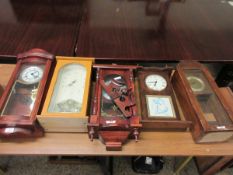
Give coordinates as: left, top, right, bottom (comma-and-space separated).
0, 64, 233, 156
174, 61, 233, 143
0, 0, 233, 60
88, 65, 141, 151
0, 49, 54, 137
1, 132, 233, 156
76, 0, 233, 60
0, 0, 84, 56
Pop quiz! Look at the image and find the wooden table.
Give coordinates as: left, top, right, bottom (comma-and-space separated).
0, 64, 233, 157
76, 0, 233, 60
0, 0, 84, 56
0, 0, 233, 61
1, 132, 233, 156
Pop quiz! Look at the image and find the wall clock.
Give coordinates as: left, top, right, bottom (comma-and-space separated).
0, 48, 54, 137
40, 57, 94, 132
137, 67, 191, 130
173, 61, 233, 143
88, 64, 141, 151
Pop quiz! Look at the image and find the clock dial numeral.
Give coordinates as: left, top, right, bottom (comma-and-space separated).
20, 66, 43, 84
48, 64, 87, 113
145, 74, 167, 91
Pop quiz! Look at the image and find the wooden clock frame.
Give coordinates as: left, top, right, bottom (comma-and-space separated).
39, 56, 94, 132
88, 64, 142, 151
173, 61, 233, 143
137, 67, 191, 130
41, 57, 93, 117
0, 48, 54, 138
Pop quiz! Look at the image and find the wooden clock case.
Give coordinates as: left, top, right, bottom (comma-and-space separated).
137, 67, 191, 130
39, 56, 94, 132
88, 64, 142, 151
172, 61, 233, 143
0, 49, 54, 138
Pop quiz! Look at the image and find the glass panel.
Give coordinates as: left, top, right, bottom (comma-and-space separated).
100, 74, 125, 119
1, 64, 44, 116
48, 63, 86, 113
184, 69, 232, 126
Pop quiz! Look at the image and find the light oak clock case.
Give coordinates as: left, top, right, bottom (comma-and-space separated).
88, 64, 142, 151
0, 48, 54, 138
173, 61, 233, 143
40, 57, 94, 132
137, 67, 191, 130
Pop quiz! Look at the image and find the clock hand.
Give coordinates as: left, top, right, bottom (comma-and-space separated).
31, 72, 39, 79
68, 80, 77, 86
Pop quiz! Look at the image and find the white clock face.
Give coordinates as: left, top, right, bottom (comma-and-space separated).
187, 76, 205, 92
48, 64, 87, 113
20, 66, 43, 84
145, 74, 167, 91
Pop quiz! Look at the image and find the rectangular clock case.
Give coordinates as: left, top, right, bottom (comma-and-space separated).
38, 56, 94, 132
172, 61, 233, 143
0, 49, 54, 137
88, 64, 141, 151
136, 67, 191, 131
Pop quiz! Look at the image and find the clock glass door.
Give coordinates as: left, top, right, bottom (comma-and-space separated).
100, 74, 126, 119
184, 69, 232, 126
48, 64, 86, 113
1, 64, 44, 116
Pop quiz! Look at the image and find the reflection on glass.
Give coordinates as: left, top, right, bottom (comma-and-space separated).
100, 74, 126, 119
184, 69, 232, 126
1, 64, 44, 116
48, 64, 86, 113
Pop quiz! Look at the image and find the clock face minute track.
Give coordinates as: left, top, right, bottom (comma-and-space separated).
20, 66, 43, 84
145, 74, 167, 91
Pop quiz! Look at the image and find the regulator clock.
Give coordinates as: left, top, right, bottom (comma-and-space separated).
0, 49, 54, 137
88, 64, 141, 151
40, 57, 93, 132
173, 61, 233, 143
137, 67, 190, 130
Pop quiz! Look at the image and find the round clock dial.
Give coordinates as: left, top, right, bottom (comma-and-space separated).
145, 74, 167, 91
48, 64, 86, 113
20, 66, 43, 84
187, 76, 205, 92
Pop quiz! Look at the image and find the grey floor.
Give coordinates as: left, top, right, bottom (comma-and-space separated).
0, 156, 232, 175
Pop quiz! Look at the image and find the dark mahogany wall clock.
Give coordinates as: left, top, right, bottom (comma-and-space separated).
137, 67, 191, 130
173, 61, 233, 143
0, 48, 54, 138
88, 64, 142, 151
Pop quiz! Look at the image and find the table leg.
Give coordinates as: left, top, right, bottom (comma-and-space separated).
174, 156, 193, 175
98, 157, 113, 175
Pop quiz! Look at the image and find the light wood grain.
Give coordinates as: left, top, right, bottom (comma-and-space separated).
0, 132, 233, 156
0, 64, 15, 88
0, 64, 233, 156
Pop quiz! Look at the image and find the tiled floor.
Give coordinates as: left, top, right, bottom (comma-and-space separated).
0, 156, 232, 175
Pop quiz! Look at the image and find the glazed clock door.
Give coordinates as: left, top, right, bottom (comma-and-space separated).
88, 65, 141, 151
100, 74, 127, 119
1, 64, 45, 116
48, 63, 87, 113
0, 48, 54, 138
184, 69, 233, 126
